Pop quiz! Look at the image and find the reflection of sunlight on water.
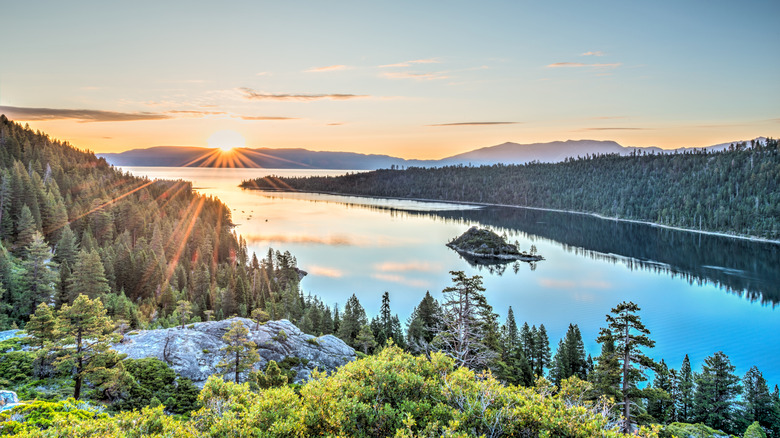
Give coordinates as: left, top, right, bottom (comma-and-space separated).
371, 273, 431, 288
307, 265, 344, 278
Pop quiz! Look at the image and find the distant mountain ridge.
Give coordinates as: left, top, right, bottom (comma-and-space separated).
99, 138, 766, 169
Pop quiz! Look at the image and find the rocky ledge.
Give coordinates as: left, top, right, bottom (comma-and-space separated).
447, 226, 544, 265
113, 318, 355, 386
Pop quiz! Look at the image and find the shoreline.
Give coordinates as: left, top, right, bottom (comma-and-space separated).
242, 186, 780, 246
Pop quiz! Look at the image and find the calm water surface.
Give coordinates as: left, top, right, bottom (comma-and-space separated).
124, 166, 780, 384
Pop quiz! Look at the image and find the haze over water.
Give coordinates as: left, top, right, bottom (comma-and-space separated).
125, 166, 780, 385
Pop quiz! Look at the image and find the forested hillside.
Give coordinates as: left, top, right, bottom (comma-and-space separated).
0, 116, 306, 329
243, 139, 780, 240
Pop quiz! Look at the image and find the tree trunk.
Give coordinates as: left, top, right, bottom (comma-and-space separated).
235, 350, 240, 383
622, 320, 630, 433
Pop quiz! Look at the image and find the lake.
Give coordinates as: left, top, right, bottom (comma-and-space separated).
123, 166, 780, 385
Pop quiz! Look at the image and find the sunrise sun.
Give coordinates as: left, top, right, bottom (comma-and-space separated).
207, 130, 246, 152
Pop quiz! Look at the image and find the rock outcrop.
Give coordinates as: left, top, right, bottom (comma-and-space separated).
113, 318, 355, 386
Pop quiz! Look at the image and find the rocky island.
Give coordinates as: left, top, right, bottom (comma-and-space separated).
447, 226, 544, 265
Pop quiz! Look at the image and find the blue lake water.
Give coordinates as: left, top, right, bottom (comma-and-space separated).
124, 166, 780, 385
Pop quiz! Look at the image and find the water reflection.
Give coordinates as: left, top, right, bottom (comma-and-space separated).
254, 191, 780, 306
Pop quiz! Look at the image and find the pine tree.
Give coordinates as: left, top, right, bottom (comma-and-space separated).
693, 351, 742, 434
55, 294, 120, 399
406, 291, 440, 354
740, 366, 773, 433
24, 302, 58, 350
678, 354, 695, 422
356, 324, 377, 354
533, 324, 551, 377
15, 205, 37, 255
588, 332, 621, 402
434, 271, 496, 369
336, 294, 367, 348
550, 324, 588, 386
647, 359, 673, 423
67, 249, 110, 302
217, 320, 260, 384
53, 224, 78, 266
20, 232, 58, 314
596, 301, 657, 433
254, 360, 287, 389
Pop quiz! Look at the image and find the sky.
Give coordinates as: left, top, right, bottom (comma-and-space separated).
0, 0, 778, 159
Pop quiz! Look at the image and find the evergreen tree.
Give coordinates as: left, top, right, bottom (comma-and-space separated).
19, 232, 58, 314
217, 320, 260, 384
596, 301, 657, 433
67, 249, 110, 302
55, 294, 120, 399
254, 360, 287, 389
740, 366, 774, 433
405, 291, 440, 354
336, 294, 367, 348
647, 359, 673, 423
520, 322, 535, 364
678, 354, 695, 422
53, 224, 78, 267
533, 324, 551, 377
24, 302, 58, 350
693, 351, 742, 434
356, 324, 377, 354
550, 324, 587, 386
15, 205, 37, 255
588, 332, 622, 402
434, 271, 496, 369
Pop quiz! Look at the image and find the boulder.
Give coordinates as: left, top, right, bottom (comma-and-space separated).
113, 318, 355, 385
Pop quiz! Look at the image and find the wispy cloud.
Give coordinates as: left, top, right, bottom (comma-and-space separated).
381, 71, 449, 80
578, 127, 649, 131
371, 273, 430, 288
308, 265, 344, 278
327, 122, 344, 126
305, 65, 350, 73
238, 116, 299, 121
374, 261, 442, 273
0, 106, 170, 123
546, 62, 621, 69
581, 51, 605, 57
427, 121, 521, 127
379, 58, 440, 68
167, 110, 227, 117
239, 87, 369, 101
590, 116, 628, 120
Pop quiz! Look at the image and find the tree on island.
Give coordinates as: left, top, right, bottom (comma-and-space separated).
596, 301, 657, 433
217, 320, 260, 384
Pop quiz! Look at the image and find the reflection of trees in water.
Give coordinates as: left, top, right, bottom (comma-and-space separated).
437, 207, 779, 306
256, 192, 780, 306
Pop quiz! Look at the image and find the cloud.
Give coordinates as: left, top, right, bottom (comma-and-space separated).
591, 116, 628, 120
371, 273, 430, 288
546, 62, 621, 69
305, 65, 350, 73
581, 51, 605, 57
238, 116, 299, 121
374, 261, 442, 273
167, 110, 227, 117
243, 234, 355, 246
308, 265, 344, 278
427, 121, 521, 127
327, 122, 344, 126
379, 58, 440, 68
381, 71, 449, 80
256, 72, 271, 76
239, 87, 369, 101
0, 106, 171, 123
578, 127, 649, 131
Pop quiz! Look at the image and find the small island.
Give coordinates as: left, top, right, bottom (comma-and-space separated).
446, 226, 544, 265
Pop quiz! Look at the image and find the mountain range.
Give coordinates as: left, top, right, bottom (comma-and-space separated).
98, 138, 765, 170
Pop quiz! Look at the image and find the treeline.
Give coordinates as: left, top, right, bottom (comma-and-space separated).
0, 116, 305, 329
242, 138, 780, 239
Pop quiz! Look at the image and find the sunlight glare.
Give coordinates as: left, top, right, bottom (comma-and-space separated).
208, 130, 246, 152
